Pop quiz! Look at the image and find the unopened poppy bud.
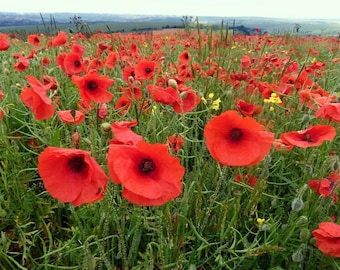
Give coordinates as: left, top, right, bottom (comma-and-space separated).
291, 198, 304, 211
291, 248, 304, 263
296, 215, 309, 226
72, 132, 80, 148
168, 78, 178, 89
128, 76, 134, 83
97, 103, 108, 119
299, 228, 311, 242
330, 156, 340, 171
82, 138, 92, 145
101, 122, 111, 132
3, 68, 10, 75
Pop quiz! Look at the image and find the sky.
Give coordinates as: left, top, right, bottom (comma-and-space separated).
1, 0, 340, 19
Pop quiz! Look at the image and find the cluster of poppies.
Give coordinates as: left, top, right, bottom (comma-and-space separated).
1, 30, 339, 259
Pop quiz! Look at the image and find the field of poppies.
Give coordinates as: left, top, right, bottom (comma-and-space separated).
0, 24, 339, 269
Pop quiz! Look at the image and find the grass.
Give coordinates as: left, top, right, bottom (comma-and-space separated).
0, 22, 339, 269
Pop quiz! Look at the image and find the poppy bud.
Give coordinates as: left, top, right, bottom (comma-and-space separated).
291, 198, 304, 211
292, 246, 304, 262
299, 228, 311, 242
101, 122, 111, 132
72, 132, 80, 148
97, 103, 108, 119
168, 78, 178, 89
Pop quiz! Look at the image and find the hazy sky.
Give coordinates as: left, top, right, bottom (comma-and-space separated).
1, 0, 340, 19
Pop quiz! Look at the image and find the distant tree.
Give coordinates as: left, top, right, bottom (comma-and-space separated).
294, 24, 301, 33
69, 15, 92, 37
181, 15, 194, 29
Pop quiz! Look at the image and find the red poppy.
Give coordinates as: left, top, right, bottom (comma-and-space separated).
107, 140, 185, 206
178, 50, 191, 64
13, 57, 30, 72
171, 87, 200, 114
115, 95, 132, 114
312, 222, 340, 258
167, 134, 185, 154
235, 174, 258, 188
0, 33, 10, 51
56, 52, 67, 71
134, 60, 160, 80
110, 119, 143, 145
63, 52, 84, 75
315, 103, 340, 122
280, 125, 336, 148
104, 51, 118, 69
27, 34, 41, 46
147, 84, 179, 105
122, 66, 135, 82
51, 31, 67, 46
38, 146, 108, 206
240, 55, 252, 69
308, 172, 339, 202
72, 70, 114, 107
20, 75, 55, 120
236, 99, 262, 116
57, 110, 85, 125
204, 110, 274, 166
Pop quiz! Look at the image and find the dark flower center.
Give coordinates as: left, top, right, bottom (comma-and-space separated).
145, 67, 152, 74
74, 60, 81, 67
87, 81, 98, 91
228, 128, 243, 142
139, 158, 155, 174
68, 155, 88, 173
304, 133, 313, 142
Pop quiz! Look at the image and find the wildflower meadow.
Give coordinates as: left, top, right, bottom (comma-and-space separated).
0, 22, 339, 269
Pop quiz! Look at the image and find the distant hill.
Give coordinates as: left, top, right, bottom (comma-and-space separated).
0, 12, 339, 36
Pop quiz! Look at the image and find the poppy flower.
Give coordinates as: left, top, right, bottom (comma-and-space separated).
0, 33, 10, 51
235, 174, 258, 188
38, 147, 108, 206
134, 60, 160, 80
20, 75, 55, 120
178, 50, 191, 64
13, 57, 30, 72
63, 52, 84, 75
147, 84, 179, 105
236, 99, 262, 116
171, 87, 200, 114
107, 141, 185, 206
308, 172, 339, 202
72, 70, 114, 107
122, 66, 135, 82
57, 110, 85, 125
312, 222, 340, 258
27, 34, 41, 46
315, 103, 340, 122
280, 125, 336, 148
104, 51, 118, 69
167, 134, 185, 154
110, 119, 143, 145
51, 31, 67, 46
204, 110, 274, 166
115, 95, 132, 114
